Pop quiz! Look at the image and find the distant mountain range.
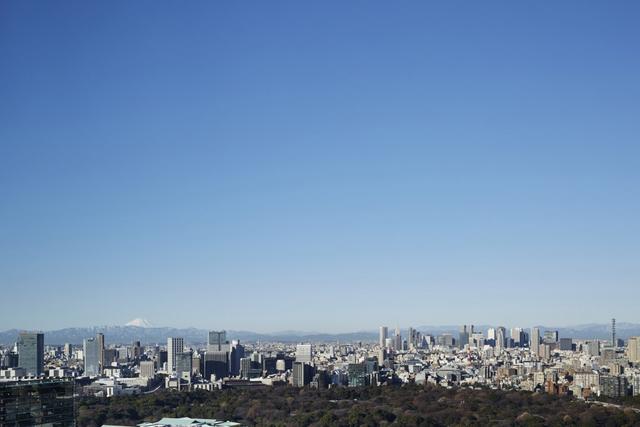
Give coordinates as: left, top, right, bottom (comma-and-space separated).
1, 322, 638, 346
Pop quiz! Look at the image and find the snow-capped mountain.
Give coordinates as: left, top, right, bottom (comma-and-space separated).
125, 318, 153, 328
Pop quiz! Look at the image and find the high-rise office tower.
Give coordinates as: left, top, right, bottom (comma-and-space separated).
240, 357, 252, 379
407, 327, 415, 348
628, 337, 640, 363
132, 340, 141, 359
96, 333, 105, 373
394, 327, 402, 351
204, 351, 229, 380
292, 361, 314, 387
530, 327, 541, 354
378, 348, 386, 366
379, 326, 388, 348
495, 327, 506, 353
167, 337, 184, 374
459, 325, 473, 349
487, 328, 496, 341
0, 378, 75, 425
17, 332, 44, 377
471, 332, 485, 348
543, 330, 558, 343
229, 341, 245, 376
611, 318, 616, 347
208, 331, 228, 352
63, 343, 72, 358
175, 351, 192, 380
510, 328, 524, 347
140, 360, 155, 378
296, 344, 312, 363
83, 337, 101, 377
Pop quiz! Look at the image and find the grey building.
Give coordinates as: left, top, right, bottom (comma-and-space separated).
17, 332, 44, 377
167, 337, 184, 374
544, 330, 559, 343
0, 378, 75, 426
348, 363, 368, 387
530, 328, 541, 354
295, 344, 312, 363
459, 325, 473, 349
204, 351, 229, 380
600, 375, 628, 398
140, 360, 155, 379
559, 338, 573, 351
379, 326, 388, 348
96, 333, 105, 373
229, 341, 245, 376
175, 351, 192, 380
83, 337, 101, 377
292, 362, 314, 387
207, 331, 229, 352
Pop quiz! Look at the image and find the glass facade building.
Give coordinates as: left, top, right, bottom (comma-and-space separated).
17, 332, 44, 377
0, 378, 75, 426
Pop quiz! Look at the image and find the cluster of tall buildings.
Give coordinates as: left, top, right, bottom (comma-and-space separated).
3, 320, 640, 407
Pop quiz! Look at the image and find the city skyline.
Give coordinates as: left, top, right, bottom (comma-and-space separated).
3, 319, 639, 344
2, 1, 640, 331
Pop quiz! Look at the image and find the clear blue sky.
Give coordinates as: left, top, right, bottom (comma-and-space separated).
1, 1, 639, 332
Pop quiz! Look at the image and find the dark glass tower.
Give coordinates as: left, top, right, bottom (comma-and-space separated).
17, 332, 44, 377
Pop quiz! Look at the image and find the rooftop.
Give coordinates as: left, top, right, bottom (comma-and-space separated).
103, 417, 242, 427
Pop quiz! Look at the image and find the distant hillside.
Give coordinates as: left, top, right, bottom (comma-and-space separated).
0, 326, 377, 346
1, 323, 638, 345
416, 323, 640, 340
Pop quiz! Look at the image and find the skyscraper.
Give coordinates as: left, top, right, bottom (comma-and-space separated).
63, 343, 72, 358
292, 361, 314, 387
543, 330, 558, 343
17, 332, 44, 377
510, 328, 524, 347
140, 360, 155, 378
530, 327, 541, 355
175, 351, 193, 380
204, 351, 229, 380
0, 379, 75, 425
495, 327, 506, 353
296, 344, 312, 363
229, 340, 245, 376
379, 326, 388, 348
459, 325, 473, 349
611, 318, 616, 347
167, 337, 184, 374
84, 337, 101, 377
208, 331, 228, 352
394, 327, 402, 351
628, 337, 640, 363
96, 333, 105, 373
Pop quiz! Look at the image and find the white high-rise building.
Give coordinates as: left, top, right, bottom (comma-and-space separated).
511, 328, 523, 346
394, 327, 402, 351
379, 326, 388, 348
495, 327, 506, 353
140, 360, 155, 378
530, 328, 541, 355
487, 328, 496, 341
167, 337, 184, 374
628, 337, 640, 363
296, 344, 312, 363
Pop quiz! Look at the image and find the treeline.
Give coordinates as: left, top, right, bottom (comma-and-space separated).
77, 384, 640, 426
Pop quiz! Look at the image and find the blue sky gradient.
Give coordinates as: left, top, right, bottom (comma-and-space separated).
1, 1, 639, 331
